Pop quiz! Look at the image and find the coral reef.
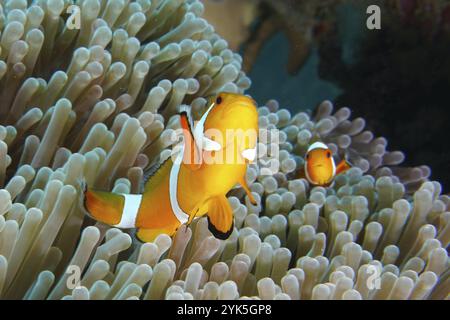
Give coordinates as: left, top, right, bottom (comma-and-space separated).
241, 0, 343, 75
203, 0, 343, 75
0, 0, 448, 300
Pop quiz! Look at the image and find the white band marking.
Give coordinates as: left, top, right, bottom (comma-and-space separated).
114, 194, 142, 228
307, 141, 329, 152
193, 102, 222, 151
331, 157, 336, 177
169, 145, 189, 224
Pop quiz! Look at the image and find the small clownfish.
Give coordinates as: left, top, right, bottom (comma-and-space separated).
303, 142, 351, 187
83, 92, 259, 242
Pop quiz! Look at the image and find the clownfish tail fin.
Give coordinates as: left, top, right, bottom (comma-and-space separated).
346, 159, 353, 167
83, 187, 122, 225
82, 187, 141, 229
336, 159, 352, 176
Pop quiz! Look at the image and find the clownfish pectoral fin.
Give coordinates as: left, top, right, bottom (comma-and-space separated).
184, 200, 209, 231
143, 157, 172, 194
206, 195, 234, 240
185, 207, 198, 230
179, 109, 201, 171
335, 159, 352, 176
238, 176, 257, 205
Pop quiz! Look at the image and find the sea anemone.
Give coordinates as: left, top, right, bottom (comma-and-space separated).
0, 0, 448, 300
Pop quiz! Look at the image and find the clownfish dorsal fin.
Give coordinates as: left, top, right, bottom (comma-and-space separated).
206, 195, 234, 240
142, 157, 172, 194
179, 106, 201, 171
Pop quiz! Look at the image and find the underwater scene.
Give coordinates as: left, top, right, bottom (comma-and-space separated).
0, 0, 448, 303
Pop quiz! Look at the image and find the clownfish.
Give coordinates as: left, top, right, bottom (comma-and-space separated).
83, 92, 259, 242
303, 142, 351, 186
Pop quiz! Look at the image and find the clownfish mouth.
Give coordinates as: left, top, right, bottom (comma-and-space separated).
314, 164, 325, 168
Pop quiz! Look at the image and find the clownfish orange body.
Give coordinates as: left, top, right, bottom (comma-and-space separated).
304, 142, 351, 186
83, 92, 259, 243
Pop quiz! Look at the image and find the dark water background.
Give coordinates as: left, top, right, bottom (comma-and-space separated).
244, 3, 450, 192
246, 3, 362, 111
247, 40, 342, 111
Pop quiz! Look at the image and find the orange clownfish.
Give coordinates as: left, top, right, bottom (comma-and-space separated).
83, 92, 259, 242
303, 142, 351, 186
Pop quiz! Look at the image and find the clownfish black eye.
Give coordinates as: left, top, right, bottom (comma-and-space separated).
216, 96, 222, 104
306, 153, 309, 159
326, 151, 331, 158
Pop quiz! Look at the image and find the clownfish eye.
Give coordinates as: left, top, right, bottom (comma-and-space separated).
216, 96, 222, 104
306, 153, 310, 160
326, 151, 331, 158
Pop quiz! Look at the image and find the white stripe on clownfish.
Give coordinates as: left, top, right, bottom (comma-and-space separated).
331, 154, 336, 176
113, 194, 142, 228
193, 102, 222, 152
169, 144, 189, 225
307, 141, 329, 153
